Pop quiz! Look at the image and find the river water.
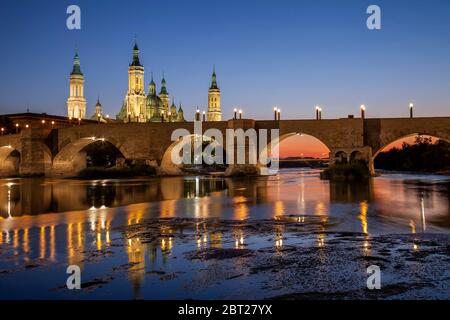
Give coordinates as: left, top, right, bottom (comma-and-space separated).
0, 169, 449, 299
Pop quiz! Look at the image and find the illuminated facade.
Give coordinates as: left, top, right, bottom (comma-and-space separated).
66, 50, 87, 119
207, 67, 222, 121
117, 43, 185, 123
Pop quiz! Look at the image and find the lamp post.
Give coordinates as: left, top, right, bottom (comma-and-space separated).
360, 105, 366, 119
128, 112, 131, 123
202, 111, 206, 122
234, 108, 237, 120
69, 117, 72, 126
97, 113, 101, 124
274, 107, 278, 120
315, 106, 320, 120
196, 108, 200, 121
15, 123, 19, 134
161, 111, 165, 123
409, 103, 414, 118
277, 108, 281, 121
1, 128, 4, 136
78, 118, 81, 126
51, 121, 55, 128
318, 107, 322, 120
25, 124, 29, 129
168, 111, 172, 122
41, 120, 46, 127
239, 109, 243, 120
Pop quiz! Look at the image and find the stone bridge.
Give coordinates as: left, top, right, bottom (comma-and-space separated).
1, 117, 450, 177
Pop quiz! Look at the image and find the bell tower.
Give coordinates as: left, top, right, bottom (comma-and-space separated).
125, 41, 146, 122
67, 49, 87, 119
207, 66, 222, 121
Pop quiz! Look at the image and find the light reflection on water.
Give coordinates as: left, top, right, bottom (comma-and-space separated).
0, 169, 449, 298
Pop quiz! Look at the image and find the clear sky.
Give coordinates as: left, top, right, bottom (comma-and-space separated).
1, 0, 450, 121
0, 0, 449, 159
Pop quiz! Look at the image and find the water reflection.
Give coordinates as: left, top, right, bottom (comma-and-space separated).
1, 170, 450, 297
0, 177, 228, 218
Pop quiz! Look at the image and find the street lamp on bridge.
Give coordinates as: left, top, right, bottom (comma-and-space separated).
409, 103, 414, 118
360, 105, 366, 119
239, 109, 243, 120
315, 106, 320, 120
234, 108, 238, 120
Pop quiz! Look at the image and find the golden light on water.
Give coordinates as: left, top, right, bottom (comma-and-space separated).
50, 225, 55, 261
23, 228, 29, 253
359, 201, 369, 234
40, 226, 46, 259
410, 220, 416, 234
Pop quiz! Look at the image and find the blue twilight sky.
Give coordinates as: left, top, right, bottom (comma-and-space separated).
0, 0, 449, 120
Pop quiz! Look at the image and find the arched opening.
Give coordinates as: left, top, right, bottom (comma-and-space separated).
52, 137, 128, 177
160, 135, 228, 175
82, 141, 125, 168
0, 147, 21, 177
260, 133, 330, 172
335, 151, 348, 164
350, 150, 363, 163
374, 134, 450, 173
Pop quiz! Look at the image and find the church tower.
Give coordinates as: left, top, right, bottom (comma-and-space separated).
125, 41, 146, 122
95, 98, 102, 117
207, 67, 221, 121
159, 76, 170, 116
67, 49, 87, 119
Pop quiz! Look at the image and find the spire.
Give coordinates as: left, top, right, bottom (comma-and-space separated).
96, 96, 101, 107
160, 74, 168, 95
130, 39, 142, 67
210, 65, 218, 90
150, 72, 155, 85
178, 103, 184, 113
71, 48, 83, 76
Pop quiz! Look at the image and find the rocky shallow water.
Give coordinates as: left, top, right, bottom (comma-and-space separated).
0, 216, 449, 299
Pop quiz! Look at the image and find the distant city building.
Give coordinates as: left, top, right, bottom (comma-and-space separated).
67, 50, 87, 119
207, 67, 221, 121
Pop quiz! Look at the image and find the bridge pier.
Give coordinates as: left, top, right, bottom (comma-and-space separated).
329, 146, 375, 176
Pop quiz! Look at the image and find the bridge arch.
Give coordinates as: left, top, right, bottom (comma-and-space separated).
0, 146, 21, 177
257, 132, 331, 174
373, 133, 450, 160
52, 136, 129, 176
160, 134, 228, 175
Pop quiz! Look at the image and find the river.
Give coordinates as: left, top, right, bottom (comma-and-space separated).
0, 169, 449, 299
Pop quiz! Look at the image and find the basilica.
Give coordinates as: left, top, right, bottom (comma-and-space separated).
66, 42, 222, 123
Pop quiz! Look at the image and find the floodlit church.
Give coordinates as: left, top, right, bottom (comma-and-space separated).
67, 42, 222, 123
116, 42, 186, 123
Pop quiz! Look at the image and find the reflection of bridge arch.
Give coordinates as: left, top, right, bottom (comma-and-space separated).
52, 136, 128, 176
